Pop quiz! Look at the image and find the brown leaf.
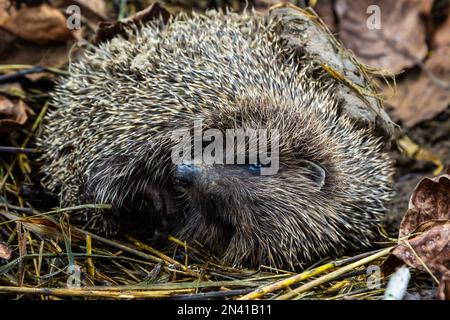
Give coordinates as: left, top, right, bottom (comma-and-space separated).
0, 3, 75, 44
398, 168, 450, 238
434, 8, 450, 48
52, 0, 109, 28
313, 0, 337, 33
392, 222, 450, 273
0, 95, 33, 135
0, 40, 77, 69
335, 0, 427, 74
0, 242, 12, 260
384, 46, 450, 128
385, 167, 450, 299
93, 2, 172, 44
0, 28, 15, 55
74, 0, 109, 21
420, 0, 434, 15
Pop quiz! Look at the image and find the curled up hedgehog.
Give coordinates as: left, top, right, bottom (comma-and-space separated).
37, 7, 397, 268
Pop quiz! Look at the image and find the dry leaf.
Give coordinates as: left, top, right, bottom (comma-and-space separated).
0, 95, 33, 135
0, 0, 8, 20
313, 0, 337, 33
392, 222, 450, 273
0, 41, 76, 68
0, 242, 12, 260
399, 167, 450, 238
434, 9, 450, 48
335, 0, 427, 74
384, 167, 450, 300
0, 3, 75, 44
420, 0, 434, 15
52, 0, 109, 28
0, 28, 15, 55
385, 46, 450, 128
74, 0, 109, 21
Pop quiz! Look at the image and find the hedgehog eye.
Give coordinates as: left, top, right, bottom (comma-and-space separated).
248, 162, 263, 173
248, 161, 271, 174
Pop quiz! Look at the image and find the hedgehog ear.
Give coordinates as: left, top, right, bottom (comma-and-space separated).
298, 160, 326, 189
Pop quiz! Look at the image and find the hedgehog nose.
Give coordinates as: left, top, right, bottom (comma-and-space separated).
175, 161, 202, 186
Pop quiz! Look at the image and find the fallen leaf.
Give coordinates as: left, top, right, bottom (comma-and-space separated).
313, 0, 337, 33
392, 222, 450, 274
0, 40, 77, 69
0, 95, 33, 135
420, 0, 434, 15
335, 0, 427, 74
434, 8, 450, 48
398, 166, 450, 238
0, 28, 15, 55
0, 0, 15, 55
73, 0, 109, 21
52, 0, 109, 29
384, 46, 450, 128
0, 242, 12, 260
384, 166, 450, 300
0, 3, 75, 44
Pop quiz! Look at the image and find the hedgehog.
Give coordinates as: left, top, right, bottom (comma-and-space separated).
37, 8, 394, 268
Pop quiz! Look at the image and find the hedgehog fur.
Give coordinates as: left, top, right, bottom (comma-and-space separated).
37, 9, 394, 268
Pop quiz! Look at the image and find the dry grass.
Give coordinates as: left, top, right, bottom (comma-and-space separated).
0, 206, 397, 300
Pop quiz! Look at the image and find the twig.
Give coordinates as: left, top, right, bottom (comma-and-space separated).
239, 248, 388, 300
74, 280, 262, 291
0, 147, 41, 156
275, 247, 393, 300
239, 262, 335, 300
0, 66, 45, 84
85, 234, 95, 278
0, 64, 68, 76
0, 286, 194, 299
171, 288, 254, 300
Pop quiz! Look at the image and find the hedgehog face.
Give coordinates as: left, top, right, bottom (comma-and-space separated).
174, 91, 348, 267
174, 157, 335, 268
171, 93, 347, 267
